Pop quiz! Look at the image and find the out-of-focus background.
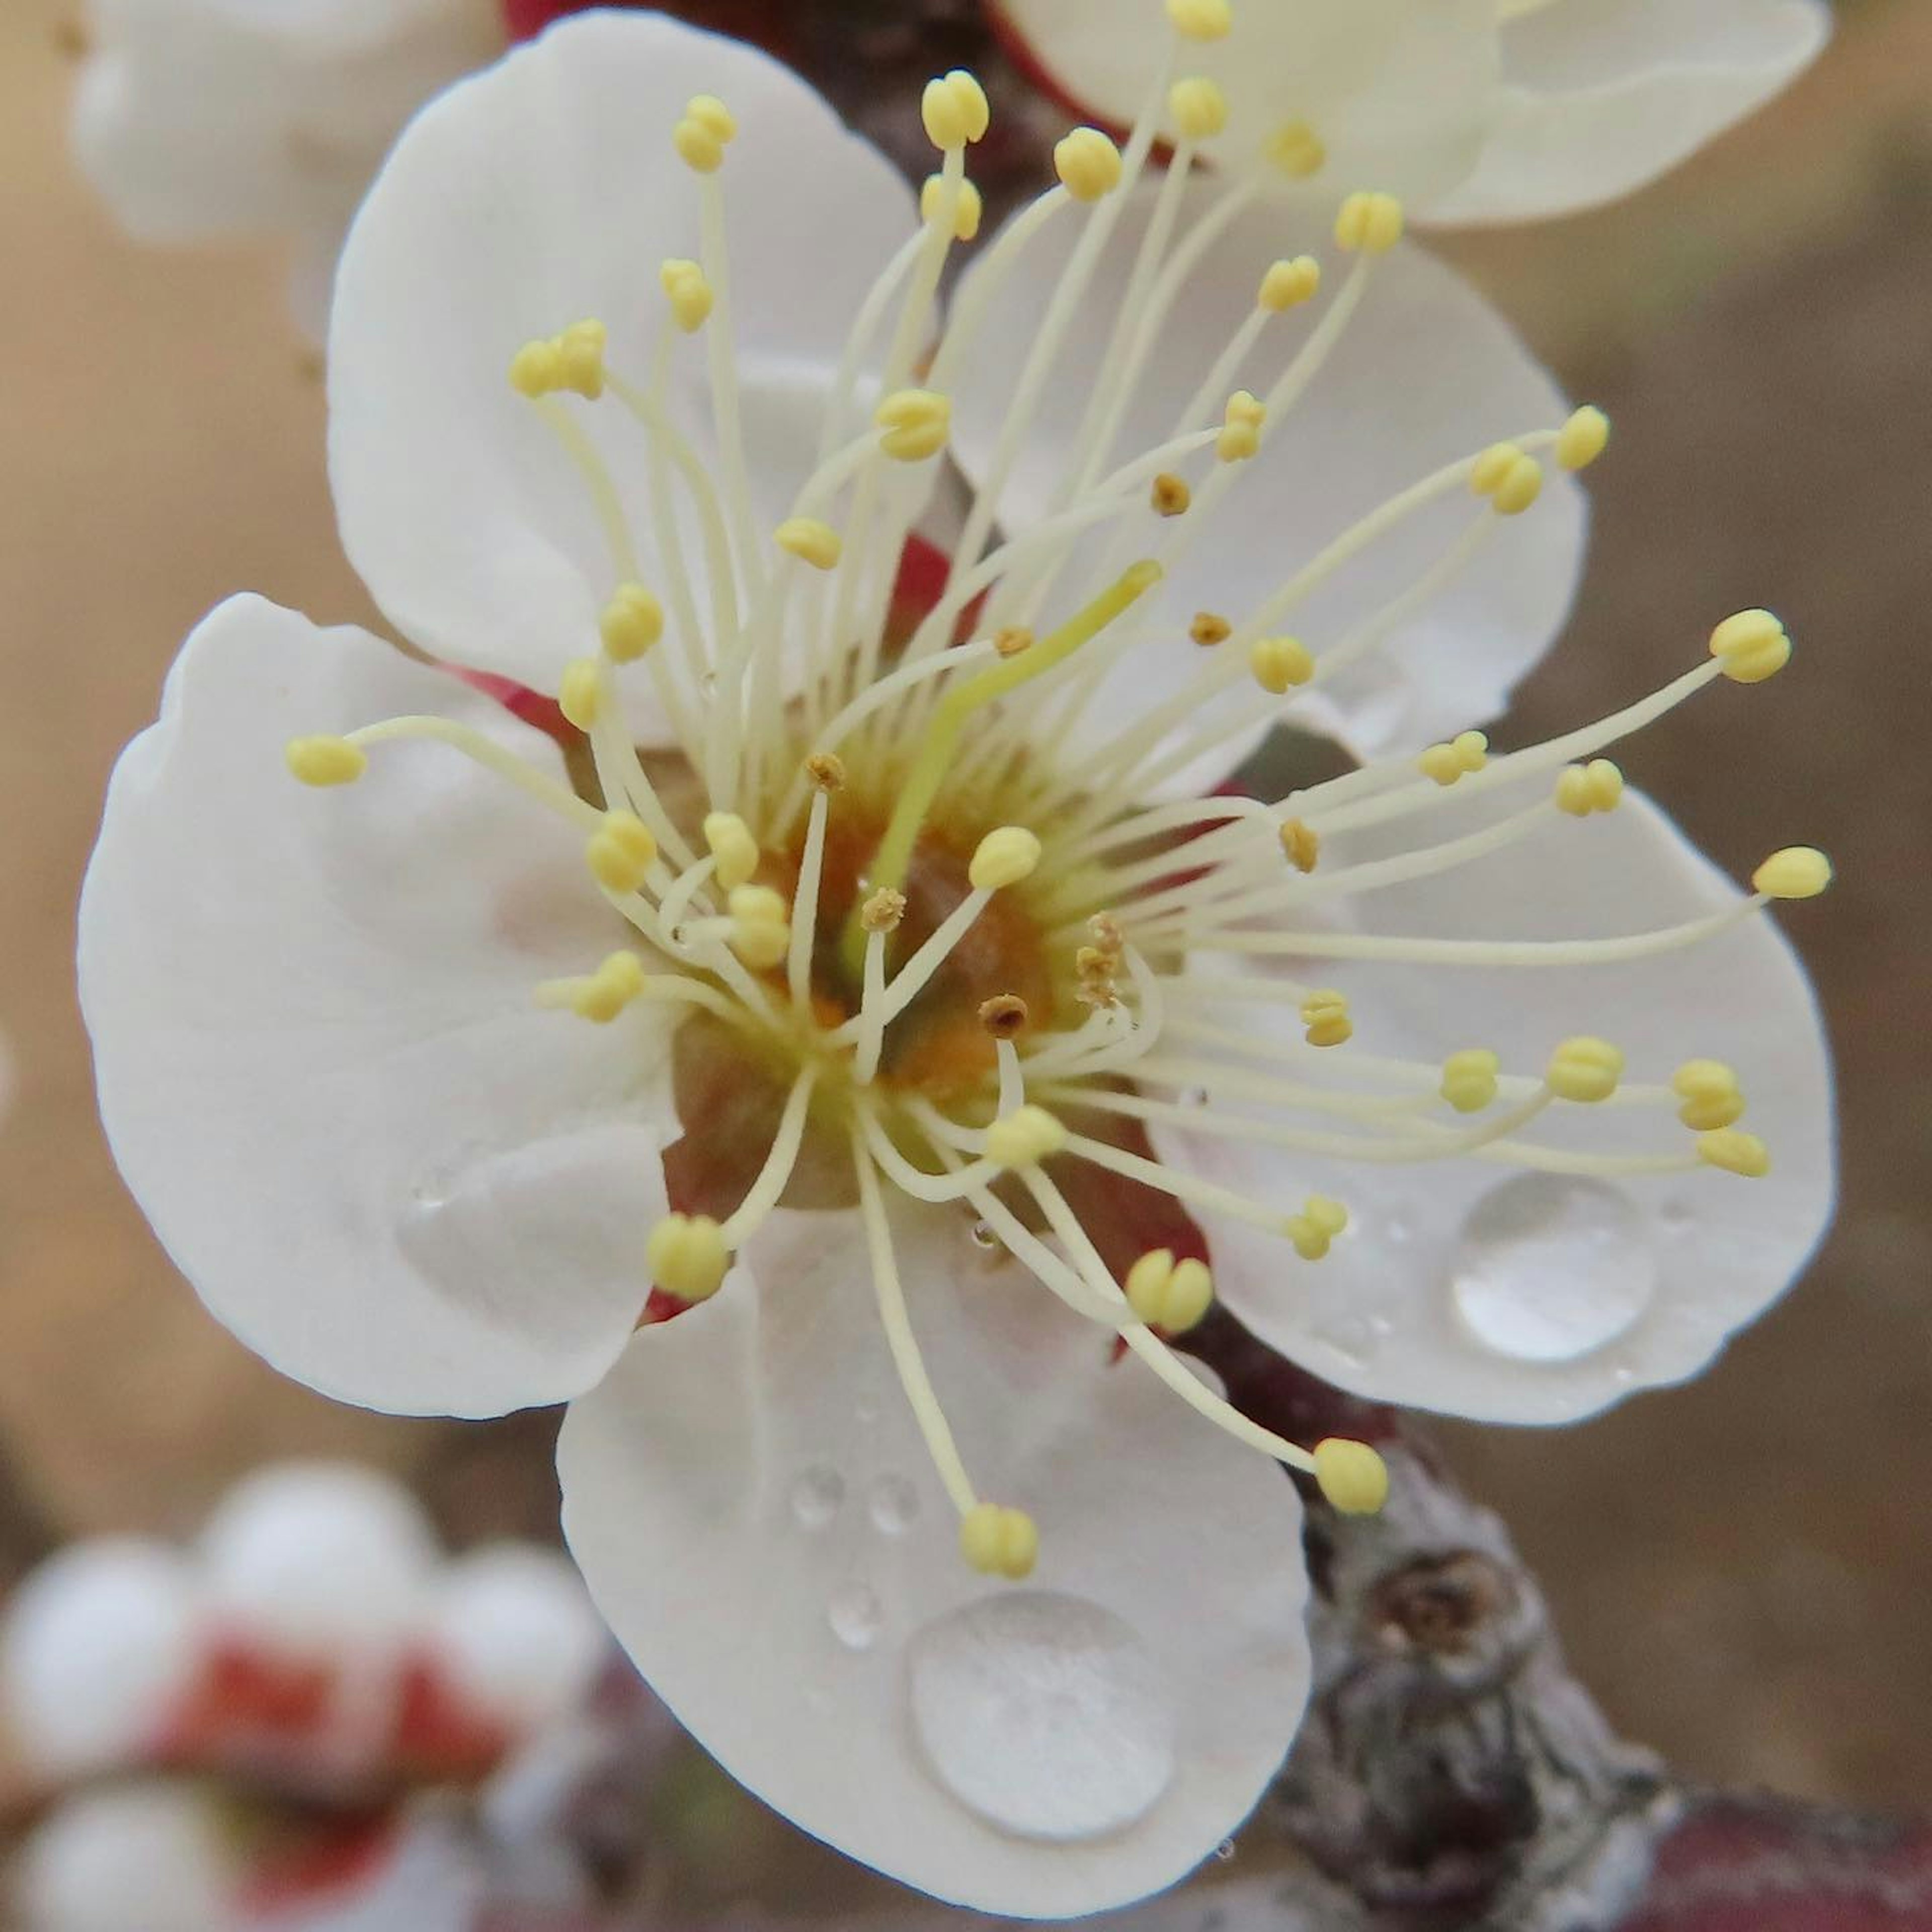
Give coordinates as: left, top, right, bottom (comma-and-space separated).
0, 0, 1925, 1813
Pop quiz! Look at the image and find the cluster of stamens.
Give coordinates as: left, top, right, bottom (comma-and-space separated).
285, 4, 1831, 1579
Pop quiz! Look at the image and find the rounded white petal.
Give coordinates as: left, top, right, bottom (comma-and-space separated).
79, 596, 678, 1418
2, 1540, 204, 1776
1153, 791, 1834, 1422
428, 1543, 608, 1732
949, 183, 1584, 775
14, 1785, 236, 1932
1427, 0, 1829, 225
200, 1463, 440, 1658
328, 11, 916, 711
994, 0, 1499, 208
557, 1205, 1309, 1918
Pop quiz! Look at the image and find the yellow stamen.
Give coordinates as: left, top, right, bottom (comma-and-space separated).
959, 1502, 1039, 1579
1334, 191, 1404, 255
1313, 1438, 1389, 1515
1124, 1249, 1215, 1332
1301, 989, 1352, 1048
921, 69, 990, 150
1698, 1128, 1772, 1178
1753, 846, 1832, 900
1709, 608, 1791, 683
1441, 1049, 1501, 1114
1547, 1036, 1624, 1104
285, 736, 367, 787
647, 1213, 730, 1301
1056, 128, 1124, 202
969, 826, 1043, 891
1259, 256, 1322, 311
1168, 77, 1228, 140
984, 1105, 1068, 1169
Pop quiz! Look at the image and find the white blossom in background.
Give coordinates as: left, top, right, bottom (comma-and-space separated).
78, 7, 1833, 1918
996, 0, 1830, 224
69, 0, 503, 336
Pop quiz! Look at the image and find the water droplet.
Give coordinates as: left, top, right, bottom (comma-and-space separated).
866, 1475, 919, 1536
969, 1220, 999, 1250
1214, 1837, 1236, 1862
908, 1591, 1176, 1842
1447, 1176, 1656, 1363
789, 1466, 844, 1531
827, 1581, 883, 1652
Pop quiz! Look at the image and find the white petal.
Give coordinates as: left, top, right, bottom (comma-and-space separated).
994, 0, 1499, 208
949, 183, 1584, 773
16, 1785, 236, 1932
1, 1541, 204, 1776
79, 596, 678, 1418
1153, 791, 1834, 1422
427, 1543, 608, 1732
328, 11, 916, 712
1426, 0, 1830, 225
557, 1204, 1309, 1918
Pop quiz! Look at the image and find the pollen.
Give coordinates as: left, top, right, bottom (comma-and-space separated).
1056, 128, 1124, 202
1440, 1049, 1501, 1114
702, 811, 760, 890
1547, 1036, 1624, 1104
586, 811, 658, 895
921, 69, 990, 150
600, 583, 665, 662
804, 751, 847, 792
1334, 191, 1404, 256
1556, 406, 1612, 471
1124, 1249, 1215, 1333
860, 887, 907, 933
1709, 608, 1791, 683
1313, 1438, 1389, 1516
1301, 989, 1352, 1049
969, 826, 1043, 891
1189, 611, 1232, 647
1166, 0, 1232, 41
993, 625, 1034, 657
1259, 256, 1321, 311
647, 1213, 730, 1302
985, 1106, 1068, 1169
1555, 758, 1624, 816
1697, 1128, 1772, 1178
284, 735, 367, 787
1251, 635, 1314, 693
921, 174, 984, 241
1150, 473, 1192, 517
660, 258, 714, 333
1285, 1195, 1348, 1261
978, 994, 1030, 1039
776, 518, 842, 570
1168, 76, 1228, 141
558, 657, 603, 731
1419, 731, 1488, 786
875, 387, 952, 462
1753, 847, 1832, 900
959, 1503, 1039, 1580
1279, 817, 1319, 872
1266, 120, 1327, 181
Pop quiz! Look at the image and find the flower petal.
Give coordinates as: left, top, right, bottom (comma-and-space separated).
948, 182, 1584, 776
79, 595, 678, 1418
328, 11, 915, 717
1152, 791, 1834, 1422
558, 1201, 1309, 1917
1426, 0, 1830, 225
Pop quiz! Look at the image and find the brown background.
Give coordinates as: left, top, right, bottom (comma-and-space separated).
0, 0, 1926, 1808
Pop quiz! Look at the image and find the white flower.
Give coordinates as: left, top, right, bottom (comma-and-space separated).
996, 0, 1829, 224
69, 0, 503, 336
79, 8, 1832, 1917
13, 1785, 237, 1932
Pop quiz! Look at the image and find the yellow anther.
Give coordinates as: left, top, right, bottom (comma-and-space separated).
875, 387, 952, 462
1217, 390, 1265, 461
921, 69, 990, 149
1556, 405, 1611, 471
1313, 1438, 1389, 1516
1697, 1128, 1771, 1178
1679, 1087, 1746, 1132
1470, 441, 1523, 498
586, 811, 658, 895
702, 812, 760, 891
1440, 1049, 1501, 1115
992, 626, 1034, 658
660, 259, 714, 333
1259, 255, 1321, 311
1419, 730, 1488, 786
1674, 1059, 1740, 1101
1753, 846, 1832, 900
1151, 472, 1192, 518
684, 94, 736, 143
985, 1105, 1068, 1169
556, 319, 607, 399
1056, 127, 1124, 202
959, 1503, 1039, 1580
1166, 0, 1232, 42
558, 657, 603, 731
1250, 635, 1314, 694
1189, 611, 1232, 648
1334, 191, 1404, 255
969, 826, 1042, 891
804, 751, 846, 793
600, 583, 665, 662
775, 517, 842, 570
673, 116, 726, 174
285, 735, 367, 787
1124, 1249, 1215, 1334
860, 887, 907, 933
1266, 120, 1327, 180
509, 340, 562, 398
1225, 390, 1266, 429
570, 951, 647, 1024
1301, 989, 1352, 1049
727, 884, 790, 971
1279, 818, 1320, 873
1555, 758, 1625, 816
920, 174, 984, 242
1168, 76, 1228, 140
1490, 454, 1545, 516
1285, 1195, 1348, 1261
1709, 608, 1791, 684
1547, 1036, 1624, 1104
646, 1213, 730, 1302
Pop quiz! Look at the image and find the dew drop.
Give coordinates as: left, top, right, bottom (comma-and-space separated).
969, 1219, 1000, 1250
908, 1592, 1176, 1842
1448, 1175, 1656, 1363
827, 1581, 883, 1652
866, 1475, 920, 1537
1214, 1838, 1236, 1862
789, 1466, 844, 1531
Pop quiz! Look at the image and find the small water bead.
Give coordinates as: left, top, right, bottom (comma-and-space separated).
1447, 1175, 1657, 1363
866, 1475, 920, 1536
827, 1581, 884, 1653
789, 1466, 845, 1531
1214, 1839, 1236, 1863
969, 1219, 1000, 1250
907, 1592, 1176, 1842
